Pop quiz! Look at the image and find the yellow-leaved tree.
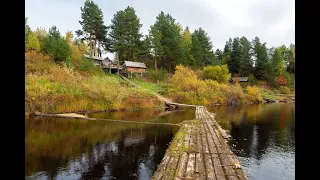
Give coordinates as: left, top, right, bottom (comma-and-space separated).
34, 27, 47, 51
26, 32, 40, 52
172, 65, 204, 91
203, 65, 231, 83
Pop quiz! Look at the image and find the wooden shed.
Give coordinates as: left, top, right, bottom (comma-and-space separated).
122, 61, 147, 78
231, 77, 249, 83
83, 54, 114, 69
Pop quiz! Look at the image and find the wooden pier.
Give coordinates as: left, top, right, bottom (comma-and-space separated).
152, 106, 247, 180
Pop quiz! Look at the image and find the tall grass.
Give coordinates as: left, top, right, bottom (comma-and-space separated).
146, 69, 168, 82
25, 52, 163, 114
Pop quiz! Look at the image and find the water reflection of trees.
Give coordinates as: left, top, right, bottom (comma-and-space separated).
78, 126, 173, 179
208, 104, 295, 163
88, 109, 195, 124
25, 117, 179, 179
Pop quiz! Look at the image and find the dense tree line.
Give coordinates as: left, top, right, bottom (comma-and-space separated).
76, 0, 296, 79
218, 36, 295, 85
26, 0, 295, 87
74, 1, 219, 73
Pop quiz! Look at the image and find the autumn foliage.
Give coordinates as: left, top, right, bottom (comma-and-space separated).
203, 65, 231, 83
276, 75, 288, 86
169, 65, 261, 105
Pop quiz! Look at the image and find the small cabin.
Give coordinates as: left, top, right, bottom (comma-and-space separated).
83, 54, 114, 68
122, 61, 147, 78
231, 77, 249, 83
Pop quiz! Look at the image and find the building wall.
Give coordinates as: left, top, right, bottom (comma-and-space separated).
127, 67, 146, 73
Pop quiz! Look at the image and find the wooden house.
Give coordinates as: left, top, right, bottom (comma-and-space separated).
122, 61, 147, 78
83, 54, 110, 68
83, 54, 119, 71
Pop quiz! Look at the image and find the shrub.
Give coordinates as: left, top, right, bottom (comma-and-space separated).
158, 82, 169, 95
279, 86, 291, 94
225, 84, 245, 105
276, 75, 288, 86
43, 26, 72, 62
203, 65, 231, 83
70, 44, 83, 64
273, 89, 280, 94
65, 56, 72, 68
25, 51, 55, 73
195, 69, 204, 79
79, 57, 104, 76
282, 71, 295, 87
248, 74, 256, 84
147, 69, 168, 82
172, 65, 205, 92
26, 32, 40, 52
247, 86, 263, 102
169, 65, 249, 106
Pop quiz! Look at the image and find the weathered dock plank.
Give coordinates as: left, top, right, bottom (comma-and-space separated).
185, 153, 196, 179
152, 107, 247, 180
175, 152, 188, 180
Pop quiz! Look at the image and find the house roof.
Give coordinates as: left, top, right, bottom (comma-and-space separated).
83, 54, 108, 61
231, 77, 249, 82
123, 61, 147, 68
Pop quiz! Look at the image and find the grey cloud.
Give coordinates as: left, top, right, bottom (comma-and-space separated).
248, 0, 292, 26
26, 0, 294, 51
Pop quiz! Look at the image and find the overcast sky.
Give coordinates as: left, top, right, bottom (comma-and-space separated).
26, 0, 294, 59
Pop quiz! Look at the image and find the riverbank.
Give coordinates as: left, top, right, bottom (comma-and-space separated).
130, 65, 294, 107
25, 51, 164, 115
26, 52, 294, 115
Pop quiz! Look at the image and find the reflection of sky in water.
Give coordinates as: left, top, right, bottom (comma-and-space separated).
26, 104, 294, 180
218, 104, 295, 180
242, 147, 295, 180
26, 141, 162, 180
25, 112, 179, 180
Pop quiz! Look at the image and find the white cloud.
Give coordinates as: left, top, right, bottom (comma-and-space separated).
25, 0, 295, 52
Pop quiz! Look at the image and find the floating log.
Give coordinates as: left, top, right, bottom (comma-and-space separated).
32, 112, 180, 126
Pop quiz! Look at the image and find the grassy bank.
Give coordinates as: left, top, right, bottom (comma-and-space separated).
25, 51, 293, 115
25, 51, 164, 115
131, 66, 294, 106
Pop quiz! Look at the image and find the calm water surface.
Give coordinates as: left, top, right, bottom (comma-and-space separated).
25, 109, 195, 180
26, 104, 294, 180
208, 103, 295, 180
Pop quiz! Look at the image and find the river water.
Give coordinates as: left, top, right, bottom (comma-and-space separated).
25, 103, 294, 180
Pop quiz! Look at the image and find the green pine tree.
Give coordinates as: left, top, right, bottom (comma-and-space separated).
77, 0, 108, 56
252, 37, 270, 80
25, 17, 31, 50
215, 49, 223, 65
239, 36, 253, 76
149, 25, 163, 70
191, 28, 215, 67
108, 6, 143, 62
150, 11, 183, 72
231, 37, 241, 74
190, 34, 202, 68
